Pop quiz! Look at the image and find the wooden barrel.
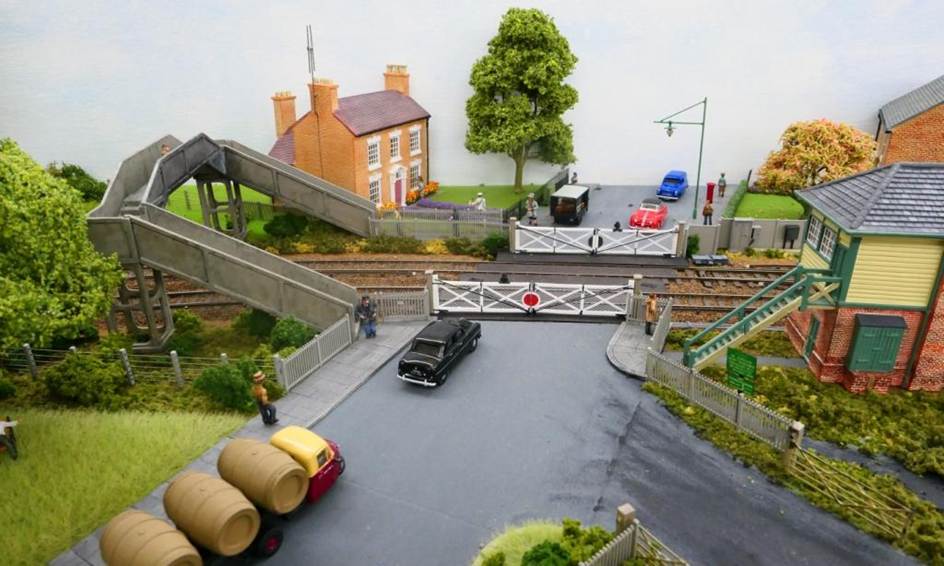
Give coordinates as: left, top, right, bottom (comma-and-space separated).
100, 510, 201, 566
163, 472, 260, 557
217, 438, 309, 515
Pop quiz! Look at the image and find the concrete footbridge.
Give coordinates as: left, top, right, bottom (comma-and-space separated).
87, 134, 377, 351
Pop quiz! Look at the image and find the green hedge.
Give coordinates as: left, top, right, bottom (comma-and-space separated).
722, 179, 748, 218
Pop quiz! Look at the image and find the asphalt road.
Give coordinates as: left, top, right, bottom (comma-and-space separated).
274, 321, 912, 566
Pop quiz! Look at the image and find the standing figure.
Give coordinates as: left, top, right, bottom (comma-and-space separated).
417, 175, 426, 194
570, 171, 578, 184
702, 201, 714, 226
469, 191, 487, 211
718, 172, 727, 198
252, 372, 278, 425
645, 293, 659, 336
356, 295, 378, 338
525, 192, 538, 226
613, 221, 623, 232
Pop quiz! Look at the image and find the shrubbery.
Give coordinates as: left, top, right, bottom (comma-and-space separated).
0, 376, 16, 400
481, 232, 509, 258
480, 551, 506, 566
46, 162, 107, 202
685, 234, 700, 258
359, 235, 427, 254
264, 213, 309, 238
44, 352, 126, 410
521, 541, 569, 566
559, 518, 612, 562
444, 236, 506, 259
166, 309, 204, 356
194, 364, 253, 411
234, 308, 277, 339
270, 317, 316, 351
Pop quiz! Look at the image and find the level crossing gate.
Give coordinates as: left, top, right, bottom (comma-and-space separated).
514, 222, 682, 256
431, 275, 635, 317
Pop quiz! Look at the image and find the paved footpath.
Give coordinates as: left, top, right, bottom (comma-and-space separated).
52, 321, 426, 566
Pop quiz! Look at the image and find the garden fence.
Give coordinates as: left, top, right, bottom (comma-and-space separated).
275, 316, 352, 391
644, 350, 795, 450
395, 207, 503, 224
581, 519, 687, 566
371, 290, 430, 321
369, 217, 507, 241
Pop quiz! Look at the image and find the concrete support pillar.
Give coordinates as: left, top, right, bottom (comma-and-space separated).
782, 420, 805, 473
110, 264, 175, 353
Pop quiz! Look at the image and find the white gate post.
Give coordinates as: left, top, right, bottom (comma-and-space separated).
675, 221, 688, 257
508, 217, 518, 253
425, 270, 436, 315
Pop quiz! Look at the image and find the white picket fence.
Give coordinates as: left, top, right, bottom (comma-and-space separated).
432, 276, 632, 317
275, 316, 352, 391
581, 519, 687, 566
514, 223, 680, 256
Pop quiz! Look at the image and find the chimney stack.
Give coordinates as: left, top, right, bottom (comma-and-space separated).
271, 91, 297, 137
384, 64, 410, 96
310, 78, 339, 118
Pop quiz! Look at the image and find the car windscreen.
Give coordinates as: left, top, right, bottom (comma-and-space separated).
640, 202, 661, 211
412, 340, 443, 357
662, 178, 681, 186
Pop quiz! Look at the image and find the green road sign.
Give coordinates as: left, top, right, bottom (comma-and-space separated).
727, 348, 757, 395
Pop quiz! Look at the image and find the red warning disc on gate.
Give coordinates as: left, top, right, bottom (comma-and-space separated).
522, 292, 540, 308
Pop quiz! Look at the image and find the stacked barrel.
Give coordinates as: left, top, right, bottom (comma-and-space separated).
100, 438, 309, 565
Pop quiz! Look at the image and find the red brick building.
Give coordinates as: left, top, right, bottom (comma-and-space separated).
876, 74, 944, 165
786, 163, 944, 393
268, 65, 430, 207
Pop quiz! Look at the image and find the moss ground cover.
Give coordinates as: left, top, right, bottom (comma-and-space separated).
643, 382, 944, 564
472, 521, 563, 565
733, 193, 804, 219
699, 365, 944, 478
166, 183, 271, 238
0, 408, 245, 565
664, 329, 799, 358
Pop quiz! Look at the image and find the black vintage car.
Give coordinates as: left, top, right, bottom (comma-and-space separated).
397, 319, 482, 387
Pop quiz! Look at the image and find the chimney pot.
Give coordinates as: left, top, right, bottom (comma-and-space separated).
384, 64, 410, 97
310, 78, 339, 117
271, 91, 297, 137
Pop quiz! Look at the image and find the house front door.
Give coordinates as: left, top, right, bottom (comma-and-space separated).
395, 178, 403, 204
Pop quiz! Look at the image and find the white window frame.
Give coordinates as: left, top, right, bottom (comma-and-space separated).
806, 216, 822, 247
819, 226, 836, 261
409, 125, 421, 156
389, 130, 402, 163
367, 136, 381, 171
409, 160, 422, 189
368, 174, 382, 206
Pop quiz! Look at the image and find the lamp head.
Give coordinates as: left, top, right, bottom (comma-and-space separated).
665, 121, 674, 137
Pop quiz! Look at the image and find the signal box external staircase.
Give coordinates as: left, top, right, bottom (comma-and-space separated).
682, 267, 841, 369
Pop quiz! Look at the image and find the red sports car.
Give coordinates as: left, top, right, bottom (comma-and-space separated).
629, 198, 669, 229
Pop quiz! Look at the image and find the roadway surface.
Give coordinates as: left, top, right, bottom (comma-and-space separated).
274, 321, 912, 566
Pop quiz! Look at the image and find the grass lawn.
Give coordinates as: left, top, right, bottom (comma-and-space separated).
0, 408, 245, 565
430, 185, 538, 209
166, 184, 272, 239
472, 521, 563, 565
734, 193, 805, 219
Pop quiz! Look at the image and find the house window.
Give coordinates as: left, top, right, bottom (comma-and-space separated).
367, 137, 381, 170
410, 161, 421, 189
819, 226, 836, 260
806, 216, 822, 247
389, 131, 401, 162
369, 175, 382, 205
409, 126, 421, 155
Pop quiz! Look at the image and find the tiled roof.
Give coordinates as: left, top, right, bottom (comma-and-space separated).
879, 74, 944, 130
334, 90, 430, 137
268, 130, 295, 164
796, 163, 944, 236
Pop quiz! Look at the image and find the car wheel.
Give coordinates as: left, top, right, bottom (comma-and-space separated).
253, 524, 284, 558
439, 370, 449, 385
470, 338, 478, 352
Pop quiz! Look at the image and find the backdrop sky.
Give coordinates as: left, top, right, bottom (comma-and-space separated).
1, 0, 941, 187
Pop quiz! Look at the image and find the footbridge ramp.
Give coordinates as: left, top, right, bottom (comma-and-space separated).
88, 135, 369, 349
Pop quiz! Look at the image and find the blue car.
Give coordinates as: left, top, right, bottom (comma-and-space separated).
657, 170, 689, 200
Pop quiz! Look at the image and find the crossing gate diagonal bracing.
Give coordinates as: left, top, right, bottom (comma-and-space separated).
514, 222, 681, 256
432, 275, 633, 317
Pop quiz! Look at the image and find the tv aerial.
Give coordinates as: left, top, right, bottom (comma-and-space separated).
306, 24, 316, 83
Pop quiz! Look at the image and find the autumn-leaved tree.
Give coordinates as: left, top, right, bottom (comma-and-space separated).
0, 139, 123, 350
465, 8, 578, 192
755, 119, 876, 194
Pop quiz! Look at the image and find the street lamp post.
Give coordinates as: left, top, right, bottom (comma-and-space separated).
654, 98, 708, 221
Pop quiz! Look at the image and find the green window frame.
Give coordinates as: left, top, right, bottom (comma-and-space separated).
806, 216, 823, 247
819, 226, 836, 260
846, 314, 905, 373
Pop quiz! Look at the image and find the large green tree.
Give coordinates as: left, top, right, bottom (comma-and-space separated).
0, 139, 122, 350
465, 8, 578, 192
47, 161, 107, 202
755, 119, 876, 194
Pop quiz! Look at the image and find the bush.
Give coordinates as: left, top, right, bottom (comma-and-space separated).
46, 162, 107, 201
264, 213, 309, 238
445, 237, 477, 256
685, 234, 700, 258
44, 353, 126, 410
521, 541, 570, 566
742, 247, 756, 257
480, 552, 506, 566
359, 235, 427, 254
481, 232, 509, 259
722, 180, 748, 218
560, 518, 613, 562
0, 376, 16, 400
166, 309, 204, 356
194, 363, 253, 411
763, 248, 785, 259
49, 323, 100, 350
234, 308, 277, 339
270, 317, 316, 351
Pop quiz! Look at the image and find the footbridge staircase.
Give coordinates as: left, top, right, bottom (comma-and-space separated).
88, 135, 377, 351
682, 267, 840, 370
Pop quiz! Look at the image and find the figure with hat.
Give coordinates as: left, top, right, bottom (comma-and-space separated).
355, 295, 378, 338
252, 371, 278, 425
645, 293, 660, 336
469, 191, 487, 211
525, 192, 538, 226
